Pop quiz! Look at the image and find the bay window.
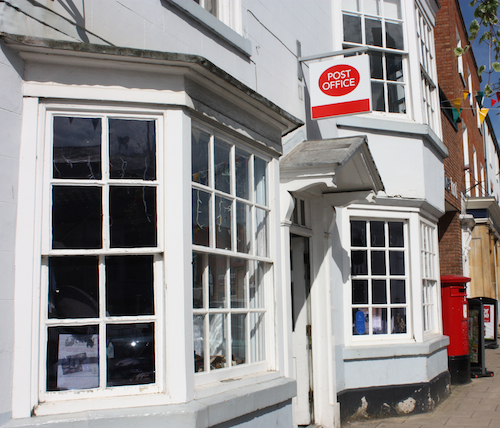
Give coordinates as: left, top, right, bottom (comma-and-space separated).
421, 221, 438, 334
191, 124, 271, 379
342, 0, 406, 114
350, 218, 410, 338
41, 111, 162, 399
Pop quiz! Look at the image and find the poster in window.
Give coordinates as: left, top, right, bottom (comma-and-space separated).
57, 334, 99, 390
484, 304, 495, 340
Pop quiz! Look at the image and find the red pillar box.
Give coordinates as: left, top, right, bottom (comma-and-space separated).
441, 275, 471, 384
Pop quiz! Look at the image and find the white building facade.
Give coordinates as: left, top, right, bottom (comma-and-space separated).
0, 0, 449, 427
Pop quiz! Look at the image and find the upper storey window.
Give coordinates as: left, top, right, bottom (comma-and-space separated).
342, 0, 406, 114
193, 0, 217, 17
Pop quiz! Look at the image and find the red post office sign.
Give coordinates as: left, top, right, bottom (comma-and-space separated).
309, 55, 371, 119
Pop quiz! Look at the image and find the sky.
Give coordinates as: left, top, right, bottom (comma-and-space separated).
458, 0, 500, 138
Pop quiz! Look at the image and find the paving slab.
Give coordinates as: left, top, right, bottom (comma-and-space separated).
343, 348, 500, 428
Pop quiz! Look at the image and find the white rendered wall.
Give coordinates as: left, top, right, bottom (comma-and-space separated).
0, 40, 23, 424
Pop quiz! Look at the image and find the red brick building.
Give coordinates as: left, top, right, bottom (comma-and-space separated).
435, 0, 487, 278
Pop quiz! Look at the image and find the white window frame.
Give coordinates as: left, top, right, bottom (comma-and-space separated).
473, 148, 479, 197
38, 106, 165, 404
341, 0, 408, 116
420, 220, 439, 336
416, 4, 439, 133
191, 121, 276, 388
463, 124, 471, 196
457, 30, 464, 82
347, 209, 413, 343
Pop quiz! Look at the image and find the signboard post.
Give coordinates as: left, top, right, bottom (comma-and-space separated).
309, 54, 372, 120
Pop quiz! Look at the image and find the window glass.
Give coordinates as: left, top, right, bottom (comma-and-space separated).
52, 186, 102, 249
191, 124, 270, 376
350, 218, 408, 337
342, 0, 405, 115
53, 117, 101, 180
109, 119, 156, 180
192, 128, 210, 186
45, 114, 159, 394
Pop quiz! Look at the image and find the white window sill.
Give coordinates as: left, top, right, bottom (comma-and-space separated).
165, 0, 252, 56
3, 377, 295, 428
343, 334, 449, 361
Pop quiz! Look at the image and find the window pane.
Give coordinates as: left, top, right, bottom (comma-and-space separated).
386, 54, 404, 81
48, 257, 99, 319
250, 261, 265, 308
47, 326, 99, 391
351, 250, 368, 275
52, 186, 102, 249
391, 308, 406, 333
371, 81, 385, 111
109, 186, 157, 248
365, 18, 383, 46
351, 220, 366, 247
106, 256, 154, 316
353, 308, 368, 335
370, 221, 385, 246
209, 255, 226, 308
388, 222, 404, 247
384, 0, 401, 19
249, 312, 265, 362
192, 128, 210, 186
194, 314, 205, 372
371, 251, 386, 275
386, 22, 404, 49
193, 253, 204, 309
343, 14, 362, 43
255, 157, 267, 206
214, 139, 231, 194
369, 52, 383, 79
372, 308, 387, 334
53, 117, 101, 180
364, 0, 380, 15
389, 251, 405, 275
352, 279, 368, 304
209, 314, 227, 369
109, 119, 156, 180
390, 279, 406, 303
255, 208, 268, 257
192, 189, 210, 246
388, 84, 406, 113
235, 148, 250, 199
215, 196, 232, 250
230, 258, 246, 308
232, 314, 246, 365
107, 323, 155, 386
372, 279, 387, 304
236, 202, 251, 253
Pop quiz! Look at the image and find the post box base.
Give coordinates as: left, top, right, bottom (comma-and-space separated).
448, 355, 471, 385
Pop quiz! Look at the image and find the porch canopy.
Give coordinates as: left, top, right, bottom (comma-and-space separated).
280, 136, 384, 197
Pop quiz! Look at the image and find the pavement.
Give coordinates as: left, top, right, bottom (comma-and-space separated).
343, 347, 500, 428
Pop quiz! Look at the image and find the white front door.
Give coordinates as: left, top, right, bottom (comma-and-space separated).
291, 234, 313, 426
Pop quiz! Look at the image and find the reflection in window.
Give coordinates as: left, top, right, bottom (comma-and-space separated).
191, 124, 270, 374
350, 218, 409, 337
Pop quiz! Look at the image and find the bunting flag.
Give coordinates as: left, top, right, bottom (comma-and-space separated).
452, 108, 462, 123
492, 98, 498, 107
463, 90, 470, 101
476, 91, 484, 109
479, 108, 489, 125
451, 97, 462, 123
496, 92, 500, 102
